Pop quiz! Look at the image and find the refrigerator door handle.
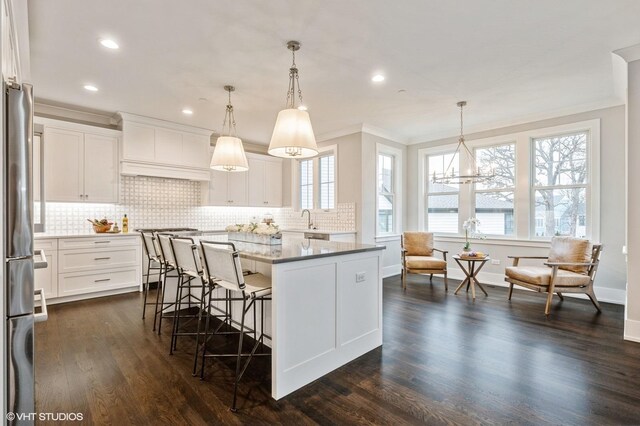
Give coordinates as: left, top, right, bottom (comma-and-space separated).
34, 288, 48, 323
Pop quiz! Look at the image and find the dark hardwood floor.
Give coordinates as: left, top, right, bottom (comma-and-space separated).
35, 276, 640, 425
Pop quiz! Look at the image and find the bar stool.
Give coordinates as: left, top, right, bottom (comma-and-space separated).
199, 240, 272, 412
140, 231, 164, 321
168, 237, 210, 375
153, 232, 180, 334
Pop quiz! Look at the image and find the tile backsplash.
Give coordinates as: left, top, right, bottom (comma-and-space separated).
43, 176, 356, 234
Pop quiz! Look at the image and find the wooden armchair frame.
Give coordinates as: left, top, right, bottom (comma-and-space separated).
506, 244, 603, 315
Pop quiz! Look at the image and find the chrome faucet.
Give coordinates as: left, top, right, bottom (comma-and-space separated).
301, 209, 313, 230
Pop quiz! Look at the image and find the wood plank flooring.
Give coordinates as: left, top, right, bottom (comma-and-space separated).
35, 276, 640, 425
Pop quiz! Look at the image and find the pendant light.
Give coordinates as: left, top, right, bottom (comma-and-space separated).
210, 85, 249, 172
268, 40, 318, 159
431, 101, 495, 185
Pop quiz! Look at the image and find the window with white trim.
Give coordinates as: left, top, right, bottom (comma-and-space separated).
426, 152, 459, 233
532, 131, 588, 238
474, 143, 516, 236
418, 120, 599, 241
377, 153, 395, 234
319, 154, 335, 209
296, 146, 337, 210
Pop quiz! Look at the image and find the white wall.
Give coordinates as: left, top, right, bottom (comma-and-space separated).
406, 105, 627, 302
625, 58, 640, 339
316, 131, 407, 277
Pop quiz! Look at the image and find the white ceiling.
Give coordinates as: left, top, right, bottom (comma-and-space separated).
27, 0, 640, 144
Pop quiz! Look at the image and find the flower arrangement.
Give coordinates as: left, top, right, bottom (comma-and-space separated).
226, 222, 281, 245
225, 223, 279, 234
462, 217, 485, 251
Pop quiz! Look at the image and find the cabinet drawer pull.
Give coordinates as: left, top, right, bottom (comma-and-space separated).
94, 241, 111, 244
94, 278, 111, 283
94, 257, 111, 260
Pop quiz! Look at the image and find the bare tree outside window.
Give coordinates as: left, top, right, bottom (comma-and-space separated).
533, 132, 587, 237
475, 144, 516, 235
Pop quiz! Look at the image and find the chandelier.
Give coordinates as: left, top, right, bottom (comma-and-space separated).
210, 85, 249, 172
268, 40, 318, 159
431, 101, 494, 185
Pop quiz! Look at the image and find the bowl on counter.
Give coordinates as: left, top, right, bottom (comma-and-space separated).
92, 223, 112, 233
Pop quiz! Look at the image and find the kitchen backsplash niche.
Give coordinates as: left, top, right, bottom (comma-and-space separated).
43, 176, 356, 234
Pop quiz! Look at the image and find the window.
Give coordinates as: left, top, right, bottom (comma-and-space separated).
474, 143, 516, 235
418, 119, 599, 240
377, 153, 394, 234
426, 152, 459, 233
319, 155, 335, 209
300, 159, 313, 210
296, 145, 337, 210
532, 132, 588, 238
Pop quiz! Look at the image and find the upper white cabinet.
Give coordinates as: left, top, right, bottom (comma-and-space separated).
118, 113, 212, 181
40, 119, 120, 203
203, 152, 282, 207
208, 169, 249, 206
248, 153, 283, 207
1, 0, 29, 82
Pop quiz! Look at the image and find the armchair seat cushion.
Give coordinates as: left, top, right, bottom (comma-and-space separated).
505, 266, 590, 287
405, 255, 447, 270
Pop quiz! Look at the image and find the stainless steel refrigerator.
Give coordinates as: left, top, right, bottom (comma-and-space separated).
3, 81, 46, 425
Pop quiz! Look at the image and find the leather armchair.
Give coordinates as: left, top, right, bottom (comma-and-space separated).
505, 237, 603, 315
401, 232, 448, 291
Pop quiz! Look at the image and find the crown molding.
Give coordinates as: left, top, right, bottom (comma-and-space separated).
316, 123, 409, 145
614, 43, 640, 63
407, 99, 623, 145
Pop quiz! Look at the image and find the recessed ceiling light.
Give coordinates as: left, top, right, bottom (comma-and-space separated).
182, 108, 193, 115
83, 84, 99, 92
99, 39, 119, 49
297, 105, 308, 111
372, 74, 385, 82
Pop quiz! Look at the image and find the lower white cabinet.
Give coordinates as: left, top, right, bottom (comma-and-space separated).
34, 235, 142, 303
58, 268, 139, 298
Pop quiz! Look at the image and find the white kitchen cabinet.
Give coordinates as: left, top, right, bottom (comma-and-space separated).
207, 169, 249, 206
34, 239, 58, 299
43, 124, 119, 203
204, 153, 282, 207
44, 128, 84, 202
122, 121, 155, 162
247, 153, 283, 207
84, 133, 119, 203
119, 112, 212, 180
35, 235, 142, 303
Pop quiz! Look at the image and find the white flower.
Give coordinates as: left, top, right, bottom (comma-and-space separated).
463, 217, 485, 239
225, 224, 241, 232
254, 223, 280, 235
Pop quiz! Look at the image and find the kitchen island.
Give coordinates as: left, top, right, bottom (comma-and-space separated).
188, 235, 385, 399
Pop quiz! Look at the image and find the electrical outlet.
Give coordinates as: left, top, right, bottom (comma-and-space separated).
356, 272, 366, 282
491, 259, 500, 265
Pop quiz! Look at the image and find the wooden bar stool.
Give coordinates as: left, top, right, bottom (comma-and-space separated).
199, 240, 272, 412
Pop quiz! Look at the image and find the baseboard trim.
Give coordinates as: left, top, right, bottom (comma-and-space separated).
624, 317, 640, 343
444, 269, 625, 305
383, 264, 402, 279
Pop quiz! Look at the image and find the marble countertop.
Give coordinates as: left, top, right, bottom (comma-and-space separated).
34, 231, 140, 239
280, 229, 357, 235
191, 235, 384, 264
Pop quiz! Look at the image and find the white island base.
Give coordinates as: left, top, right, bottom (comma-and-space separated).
199, 238, 384, 399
